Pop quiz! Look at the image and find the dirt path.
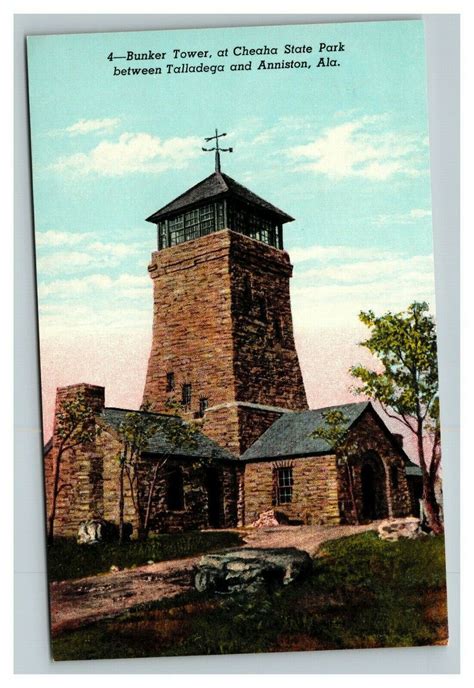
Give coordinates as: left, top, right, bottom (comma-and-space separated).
243, 522, 379, 556
50, 523, 379, 635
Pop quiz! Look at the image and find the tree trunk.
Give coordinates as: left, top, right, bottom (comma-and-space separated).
47, 448, 63, 542
422, 473, 444, 534
118, 460, 125, 544
143, 461, 161, 539
346, 462, 359, 525
416, 425, 443, 534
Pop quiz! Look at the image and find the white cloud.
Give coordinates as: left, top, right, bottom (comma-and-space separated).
410, 208, 431, 219
288, 244, 398, 265
297, 254, 434, 285
51, 132, 202, 176
289, 246, 436, 329
65, 117, 121, 136
287, 116, 427, 181
36, 236, 142, 275
374, 208, 432, 226
39, 273, 150, 299
36, 230, 92, 247
38, 301, 151, 336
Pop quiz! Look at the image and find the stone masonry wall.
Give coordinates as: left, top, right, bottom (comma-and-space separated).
237, 405, 284, 454
339, 409, 412, 523
46, 384, 240, 537
229, 231, 308, 411
45, 384, 239, 537
201, 404, 241, 456
142, 231, 236, 415
43, 384, 124, 538
241, 409, 413, 527
243, 455, 340, 526
202, 403, 284, 456
142, 229, 307, 454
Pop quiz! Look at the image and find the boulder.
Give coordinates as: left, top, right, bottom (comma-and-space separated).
377, 517, 426, 542
194, 547, 312, 594
251, 509, 289, 528
77, 519, 131, 544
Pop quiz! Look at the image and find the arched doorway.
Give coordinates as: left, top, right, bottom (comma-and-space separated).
359, 453, 388, 521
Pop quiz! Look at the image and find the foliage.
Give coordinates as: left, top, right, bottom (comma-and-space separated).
52, 532, 448, 660
48, 393, 101, 540
311, 410, 360, 523
47, 531, 243, 582
116, 401, 202, 540
350, 302, 442, 532
351, 302, 439, 434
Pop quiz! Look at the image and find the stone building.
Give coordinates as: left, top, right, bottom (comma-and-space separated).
43, 157, 422, 537
44, 383, 239, 537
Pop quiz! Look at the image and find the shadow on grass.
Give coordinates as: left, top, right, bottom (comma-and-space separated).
51, 532, 448, 661
48, 530, 244, 582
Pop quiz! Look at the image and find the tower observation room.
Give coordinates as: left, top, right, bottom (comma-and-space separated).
146, 129, 294, 250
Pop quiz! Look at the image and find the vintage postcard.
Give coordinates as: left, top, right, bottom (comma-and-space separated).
27, 19, 447, 660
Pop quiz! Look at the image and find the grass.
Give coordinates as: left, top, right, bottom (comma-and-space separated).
51, 532, 448, 660
47, 530, 243, 582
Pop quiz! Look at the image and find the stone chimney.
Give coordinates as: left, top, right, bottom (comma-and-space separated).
47, 384, 106, 538
53, 383, 105, 434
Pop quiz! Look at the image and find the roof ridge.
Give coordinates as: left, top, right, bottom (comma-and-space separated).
146, 170, 293, 223
297, 400, 370, 415
103, 406, 177, 419
146, 172, 226, 222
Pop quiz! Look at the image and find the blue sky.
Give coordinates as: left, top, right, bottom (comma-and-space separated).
27, 19, 436, 428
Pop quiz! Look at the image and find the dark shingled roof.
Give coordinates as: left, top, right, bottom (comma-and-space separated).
241, 402, 371, 461
146, 171, 294, 224
101, 407, 236, 462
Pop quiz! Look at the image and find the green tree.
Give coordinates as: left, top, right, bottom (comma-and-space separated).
311, 410, 360, 524
48, 393, 101, 541
350, 301, 442, 534
116, 401, 200, 542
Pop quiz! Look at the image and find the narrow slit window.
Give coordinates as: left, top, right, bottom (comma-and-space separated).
181, 383, 192, 409
198, 397, 209, 418
274, 317, 282, 341
166, 372, 175, 392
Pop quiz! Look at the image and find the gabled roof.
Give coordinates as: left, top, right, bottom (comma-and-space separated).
101, 407, 236, 462
241, 402, 371, 461
146, 171, 294, 224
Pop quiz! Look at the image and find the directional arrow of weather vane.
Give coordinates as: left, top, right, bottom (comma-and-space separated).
202, 128, 233, 172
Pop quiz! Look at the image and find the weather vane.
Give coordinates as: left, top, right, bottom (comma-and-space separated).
202, 128, 233, 173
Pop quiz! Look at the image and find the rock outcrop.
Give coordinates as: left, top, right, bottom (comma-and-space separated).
194, 547, 312, 593
77, 519, 130, 544
251, 509, 289, 528
377, 517, 426, 542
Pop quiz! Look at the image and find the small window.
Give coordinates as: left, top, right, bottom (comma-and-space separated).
166, 372, 175, 392
181, 383, 192, 409
274, 317, 282, 341
391, 465, 399, 490
242, 276, 252, 309
166, 466, 184, 511
276, 467, 293, 504
198, 397, 209, 418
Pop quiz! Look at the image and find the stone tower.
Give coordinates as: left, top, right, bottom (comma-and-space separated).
142, 164, 308, 455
